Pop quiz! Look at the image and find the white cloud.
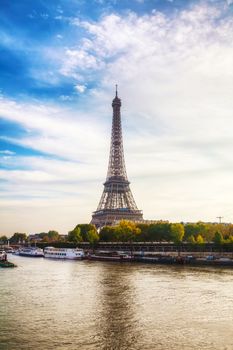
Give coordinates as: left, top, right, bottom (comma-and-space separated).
0, 150, 15, 155
0, 96, 109, 162
59, 95, 73, 101
74, 84, 86, 93
60, 49, 103, 79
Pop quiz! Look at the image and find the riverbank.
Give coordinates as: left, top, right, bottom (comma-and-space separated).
133, 255, 233, 267
85, 251, 233, 267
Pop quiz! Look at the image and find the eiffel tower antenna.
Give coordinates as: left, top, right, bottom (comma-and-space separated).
91, 87, 143, 228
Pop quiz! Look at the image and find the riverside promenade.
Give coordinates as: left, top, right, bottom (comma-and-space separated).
76, 241, 233, 256
77, 242, 233, 266
78, 242, 233, 266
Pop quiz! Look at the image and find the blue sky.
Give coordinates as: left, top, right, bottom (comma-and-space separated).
1, 0, 233, 235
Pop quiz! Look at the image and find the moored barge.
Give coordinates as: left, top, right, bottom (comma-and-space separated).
87, 250, 133, 262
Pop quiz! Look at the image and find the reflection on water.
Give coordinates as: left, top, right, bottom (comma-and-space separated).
98, 263, 141, 350
0, 256, 233, 350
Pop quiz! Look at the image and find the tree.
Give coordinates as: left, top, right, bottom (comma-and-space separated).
87, 229, 99, 245
42, 235, 50, 243
115, 220, 141, 242
170, 224, 184, 243
187, 235, 196, 244
72, 224, 97, 241
99, 226, 118, 241
48, 230, 60, 241
147, 223, 171, 241
227, 225, 233, 238
136, 224, 150, 241
68, 227, 82, 243
196, 234, 204, 244
214, 231, 224, 245
10, 232, 27, 244
205, 224, 226, 242
0, 235, 8, 244
184, 222, 208, 240
38, 232, 48, 239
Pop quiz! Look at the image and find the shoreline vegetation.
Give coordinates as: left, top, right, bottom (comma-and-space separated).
1, 221, 233, 252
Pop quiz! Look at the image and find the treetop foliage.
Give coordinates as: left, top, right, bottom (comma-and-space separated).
2, 221, 233, 246
99, 221, 233, 244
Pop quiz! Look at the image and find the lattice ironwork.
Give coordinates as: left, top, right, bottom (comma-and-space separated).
91, 87, 143, 228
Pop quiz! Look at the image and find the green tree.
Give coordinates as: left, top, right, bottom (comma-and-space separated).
38, 232, 48, 239
136, 224, 150, 241
187, 235, 196, 244
72, 224, 97, 241
205, 224, 226, 242
115, 220, 141, 242
184, 222, 208, 240
147, 223, 171, 241
99, 226, 118, 241
214, 231, 224, 245
170, 223, 184, 243
10, 232, 27, 244
227, 225, 233, 238
0, 235, 8, 244
87, 229, 99, 245
68, 227, 83, 243
48, 230, 60, 241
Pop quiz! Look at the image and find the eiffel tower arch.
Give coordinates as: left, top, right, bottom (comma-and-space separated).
91, 87, 143, 228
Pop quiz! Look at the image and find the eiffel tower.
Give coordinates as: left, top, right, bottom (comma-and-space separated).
91, 86, 143, 228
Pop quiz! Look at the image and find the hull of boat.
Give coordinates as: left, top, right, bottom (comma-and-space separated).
44, 255, 83, 260
18, 253, 44, 257
88, 255, 133, 262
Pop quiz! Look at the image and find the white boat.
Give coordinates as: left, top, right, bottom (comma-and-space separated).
0, 250, 7, 260
5, 247, 15, 254
44, 247, 84, 260
16, 247, 44, 257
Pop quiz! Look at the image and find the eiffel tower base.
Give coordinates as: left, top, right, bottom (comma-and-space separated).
91, 209, 143, 228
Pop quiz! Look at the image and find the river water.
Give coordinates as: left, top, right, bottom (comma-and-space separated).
0, 255, 233, 350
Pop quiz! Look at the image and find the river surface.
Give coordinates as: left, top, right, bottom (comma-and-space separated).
0, 255, 233, 350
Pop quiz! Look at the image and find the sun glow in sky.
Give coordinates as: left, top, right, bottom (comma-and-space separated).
1, 0, 233, 235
